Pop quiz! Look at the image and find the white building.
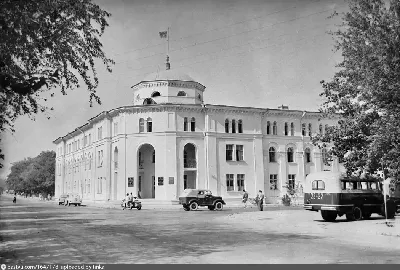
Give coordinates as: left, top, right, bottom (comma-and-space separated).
53, 63, 338, 203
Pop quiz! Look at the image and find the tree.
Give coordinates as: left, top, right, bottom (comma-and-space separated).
6, 151, 55, 195
0, 0, 114, 167
315, 0, 400, 181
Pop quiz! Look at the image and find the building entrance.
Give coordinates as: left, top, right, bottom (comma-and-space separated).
138, 144, 155, 199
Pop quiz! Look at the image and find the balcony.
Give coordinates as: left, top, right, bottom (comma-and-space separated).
184, 159, 197, 169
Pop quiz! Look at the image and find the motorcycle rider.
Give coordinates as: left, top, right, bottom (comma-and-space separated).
122, 193, 130, 210
128, 192, 134, 208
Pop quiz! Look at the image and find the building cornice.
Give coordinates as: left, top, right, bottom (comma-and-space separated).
132, 80, 206, 92
53, 103, 338, 144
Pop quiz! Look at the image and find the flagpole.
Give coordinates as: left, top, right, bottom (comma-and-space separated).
167, 27, 170, 57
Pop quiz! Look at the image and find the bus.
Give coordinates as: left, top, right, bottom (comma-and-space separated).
303, 171, 397, 222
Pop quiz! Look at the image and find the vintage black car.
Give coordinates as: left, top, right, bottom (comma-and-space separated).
179, 189, 226, 211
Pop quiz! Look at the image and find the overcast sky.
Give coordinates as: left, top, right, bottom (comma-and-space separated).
0, 0, 347, 181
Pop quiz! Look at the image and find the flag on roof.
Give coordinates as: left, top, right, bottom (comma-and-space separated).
159, 31, 168, 38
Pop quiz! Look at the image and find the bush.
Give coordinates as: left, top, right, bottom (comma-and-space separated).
281, 194, 291, 206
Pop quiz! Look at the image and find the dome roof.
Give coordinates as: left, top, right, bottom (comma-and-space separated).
142, 69, 195, 82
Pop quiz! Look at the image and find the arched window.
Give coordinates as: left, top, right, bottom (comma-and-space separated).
290, 122, 294, 136
177, 91, 186, 96
232, 119, 236, 133
305, 148, 311, 163
151, 91, 161, 97
143, 98, 156, 105
238, 120, 243, 133
225, 119, 229, 133
273, 121, 277, 135
319, 124, 323, 134
147, 117, 152, 132
287, 147, 294, 163
269, 147, 276, 162
139, 118, 144, 133
302, 123, 306, 136
308, 123, 312, 137
267, 121, 271, 135
284, 122, 288, 136
183, 117, 188, 131
114, 147, 118, 169
191, 117, 196, 132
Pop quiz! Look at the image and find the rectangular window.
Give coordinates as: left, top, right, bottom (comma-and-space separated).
98, 126, 103, 140
288, 174, 296, 189
114, 122, 118, 136
100, 150, 103, 167
97, 177, 102, 194
270, 174, 278, 190
84, 136, 87, 146
226, 144, 233, 161
226, 174, 234, 191
88, 134, 91, 145
147, 121, 153, 132
237, 174, 245, 191
236, 145, 244, 161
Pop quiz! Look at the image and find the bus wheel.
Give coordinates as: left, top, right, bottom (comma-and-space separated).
321, 210, 337, 222
347, 207, 362, 221
381, 201, 396, 219
363, 211, 372, 219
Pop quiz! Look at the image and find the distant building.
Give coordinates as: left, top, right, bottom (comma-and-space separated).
53, 61, 338, 203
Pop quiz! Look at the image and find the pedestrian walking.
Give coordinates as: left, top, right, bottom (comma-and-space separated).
256, 190, 265, 211
242, 189, 249, 208
13, 196, 16, 203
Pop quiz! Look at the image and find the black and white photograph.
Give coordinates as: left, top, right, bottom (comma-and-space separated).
1, 0, 400, 265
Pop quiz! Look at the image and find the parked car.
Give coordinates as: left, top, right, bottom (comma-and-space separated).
179, 189, 226, 211
58, 194, 68, 205
64, 193, 82, 206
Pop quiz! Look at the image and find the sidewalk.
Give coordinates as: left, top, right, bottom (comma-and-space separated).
2, 193, 297, 210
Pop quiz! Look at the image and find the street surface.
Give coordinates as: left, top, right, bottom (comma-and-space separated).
1, 195, 400, 264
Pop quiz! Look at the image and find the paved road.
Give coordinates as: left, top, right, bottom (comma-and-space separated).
1, 196, 399, 264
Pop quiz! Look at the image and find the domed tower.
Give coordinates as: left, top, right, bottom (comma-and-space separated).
131, 56, 206, 105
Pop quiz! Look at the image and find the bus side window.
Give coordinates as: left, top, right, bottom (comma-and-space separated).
360, 182, 368, 190
341, 181, 346, 190
370, 182, 377, 190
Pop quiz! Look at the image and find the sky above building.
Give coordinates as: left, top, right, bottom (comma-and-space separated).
0, 0, 347, 180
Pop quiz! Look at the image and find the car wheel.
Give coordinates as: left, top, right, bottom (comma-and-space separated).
208, 205, 215, 211
189, 201, 198, 211
215, 201, 223, 211
58, 202, 61, 205
183, 206, 190, 211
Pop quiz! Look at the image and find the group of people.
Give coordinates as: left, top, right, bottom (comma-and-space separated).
122, 192, 136, 209
242, 189, 265, 211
